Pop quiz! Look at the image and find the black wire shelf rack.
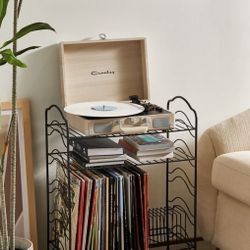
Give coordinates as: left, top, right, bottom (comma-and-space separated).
45, 96, 198, 250
149, 205, 195, 249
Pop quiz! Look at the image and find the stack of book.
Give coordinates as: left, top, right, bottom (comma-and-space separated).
54, 160, 149, 250
71, 137, 126, 167
119, 134, 174, 162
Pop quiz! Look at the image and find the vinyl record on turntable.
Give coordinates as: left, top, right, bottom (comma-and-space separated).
64, 101, 145, 118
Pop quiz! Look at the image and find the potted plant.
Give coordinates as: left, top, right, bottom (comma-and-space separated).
0, 0, 55, 249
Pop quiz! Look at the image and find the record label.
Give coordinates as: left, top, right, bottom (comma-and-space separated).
64, 101, 145, 118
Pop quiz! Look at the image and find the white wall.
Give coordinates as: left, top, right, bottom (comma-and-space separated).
1, 0, 250, 249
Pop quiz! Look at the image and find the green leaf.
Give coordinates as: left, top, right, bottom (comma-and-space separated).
15, 45, 40, 56
0, 1, 3, 18
1, 22, 55, 48
17, 0, 23, 17
0, 0, 9, 28
0, 49, 27, 68
0, 57, 6, 66
0, 46, 40, 66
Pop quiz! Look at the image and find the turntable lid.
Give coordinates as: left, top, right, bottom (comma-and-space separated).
60, 38, 149, 106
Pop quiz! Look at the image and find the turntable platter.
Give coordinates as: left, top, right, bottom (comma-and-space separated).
64, 101, 145, 118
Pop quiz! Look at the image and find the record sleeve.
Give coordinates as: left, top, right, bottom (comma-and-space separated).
98, 169, 115, 250
54, 162, 81, 250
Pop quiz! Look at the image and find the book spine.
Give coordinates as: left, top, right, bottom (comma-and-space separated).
118, 139, 138, 154
123, 136, 139, 150
73, 140, 89, 157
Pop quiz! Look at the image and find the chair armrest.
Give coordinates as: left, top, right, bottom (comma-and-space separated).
198, 131, 217, 241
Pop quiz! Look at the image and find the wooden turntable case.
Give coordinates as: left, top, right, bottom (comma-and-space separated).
59, 38, 174, 135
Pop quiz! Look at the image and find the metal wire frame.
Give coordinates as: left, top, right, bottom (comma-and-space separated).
46, 105, 72, 250
47, 115, 197, 168
45, 96, 198, 249
47, 112, 196, 140
47, 139, 195, 169
165, 96, 198, 250
149, 206, 195, 249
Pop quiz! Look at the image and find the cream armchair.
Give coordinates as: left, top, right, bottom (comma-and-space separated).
198, 109, 250, 250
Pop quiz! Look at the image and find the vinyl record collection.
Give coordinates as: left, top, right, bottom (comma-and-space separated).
53, 160, 149, 250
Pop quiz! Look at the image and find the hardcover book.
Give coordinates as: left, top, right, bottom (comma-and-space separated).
123, 134, 174, 151
71, 137, 124, 156
119, 138, 174, 162
127, 151, 174, 162
119, 138, 173, 156
70, 151, 125, 168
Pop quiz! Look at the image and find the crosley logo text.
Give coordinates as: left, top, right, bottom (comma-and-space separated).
91, 70, 115, 76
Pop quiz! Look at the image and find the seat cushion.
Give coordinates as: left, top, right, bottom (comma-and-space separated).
212, 151, 250, 206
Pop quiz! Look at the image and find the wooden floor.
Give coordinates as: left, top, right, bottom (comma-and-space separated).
196, 241, 216, 250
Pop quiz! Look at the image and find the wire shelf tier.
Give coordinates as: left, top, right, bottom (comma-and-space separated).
46, 115, 196, 140
46, 96, 198, 249
149, 206, 195, 249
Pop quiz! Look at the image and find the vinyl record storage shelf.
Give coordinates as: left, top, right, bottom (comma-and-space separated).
45, 96, 198, 250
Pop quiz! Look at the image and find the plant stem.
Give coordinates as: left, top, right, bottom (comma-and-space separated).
9, 0, 18, 249
0, 230, 3, 250
0, 173, 8, 249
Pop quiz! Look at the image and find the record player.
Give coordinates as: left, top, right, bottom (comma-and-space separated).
59, 38, 174, 135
